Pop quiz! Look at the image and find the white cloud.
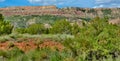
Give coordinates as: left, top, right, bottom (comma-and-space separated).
94, 0, 120, 8
93, 5, 104, 8
110, 4, 120, 8
95, 0, 120, 4
28, 0, 60, 5
93, 4, 120, 8
0, 0, 5, 2
28, 0, 56, 3
99, 5, 104, 7
28, 0, 74, 5
95, 0, 112, 4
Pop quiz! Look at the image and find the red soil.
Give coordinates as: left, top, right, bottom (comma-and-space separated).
0, 38, 64, 52
39, 40, 64, 51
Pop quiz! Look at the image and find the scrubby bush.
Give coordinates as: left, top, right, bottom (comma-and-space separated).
63, 17, 120, 61
15, 24, 46, 34
0, 14, 13, 35
102, 9, 112, 16
6, 48, 72, 61
50, 20, 72, 34
26, 24, 45, 34
15, 28, 26, 34
6, 47, 24, 59
1, 14, 120, 61
71, 23, 81, 35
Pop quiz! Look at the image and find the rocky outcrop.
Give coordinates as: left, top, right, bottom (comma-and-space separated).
0, 6, 120, 19
109, 18, 120, 24
0, 5, 60, 16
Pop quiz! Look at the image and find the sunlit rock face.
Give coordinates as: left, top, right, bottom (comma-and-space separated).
109, 18, 120, 25
0, 6, 120, 19
0, 5, 59, 16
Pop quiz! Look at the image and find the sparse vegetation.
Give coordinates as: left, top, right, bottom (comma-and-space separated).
0, 13, 120, 61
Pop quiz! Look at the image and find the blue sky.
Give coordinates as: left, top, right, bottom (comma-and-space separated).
0, 0, 120, 8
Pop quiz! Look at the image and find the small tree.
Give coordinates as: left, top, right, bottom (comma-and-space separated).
71, 23, 80, 35
50, 19, 72, 34
0, 14, 13, 35
26, 24, 45, 34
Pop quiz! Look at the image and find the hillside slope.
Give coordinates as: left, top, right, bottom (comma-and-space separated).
0, 6, 120, 19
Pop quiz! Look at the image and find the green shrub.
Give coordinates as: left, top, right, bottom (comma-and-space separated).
63, 17, 120, 61
50, 19, 72, 34
15, 28, 26, 34
71, 23, 80, 35
102, 9, 112, 16
0, 50, 7, 57
26, 24, 45, 34
6, 47, 24, 61
0, 14, 13, 35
